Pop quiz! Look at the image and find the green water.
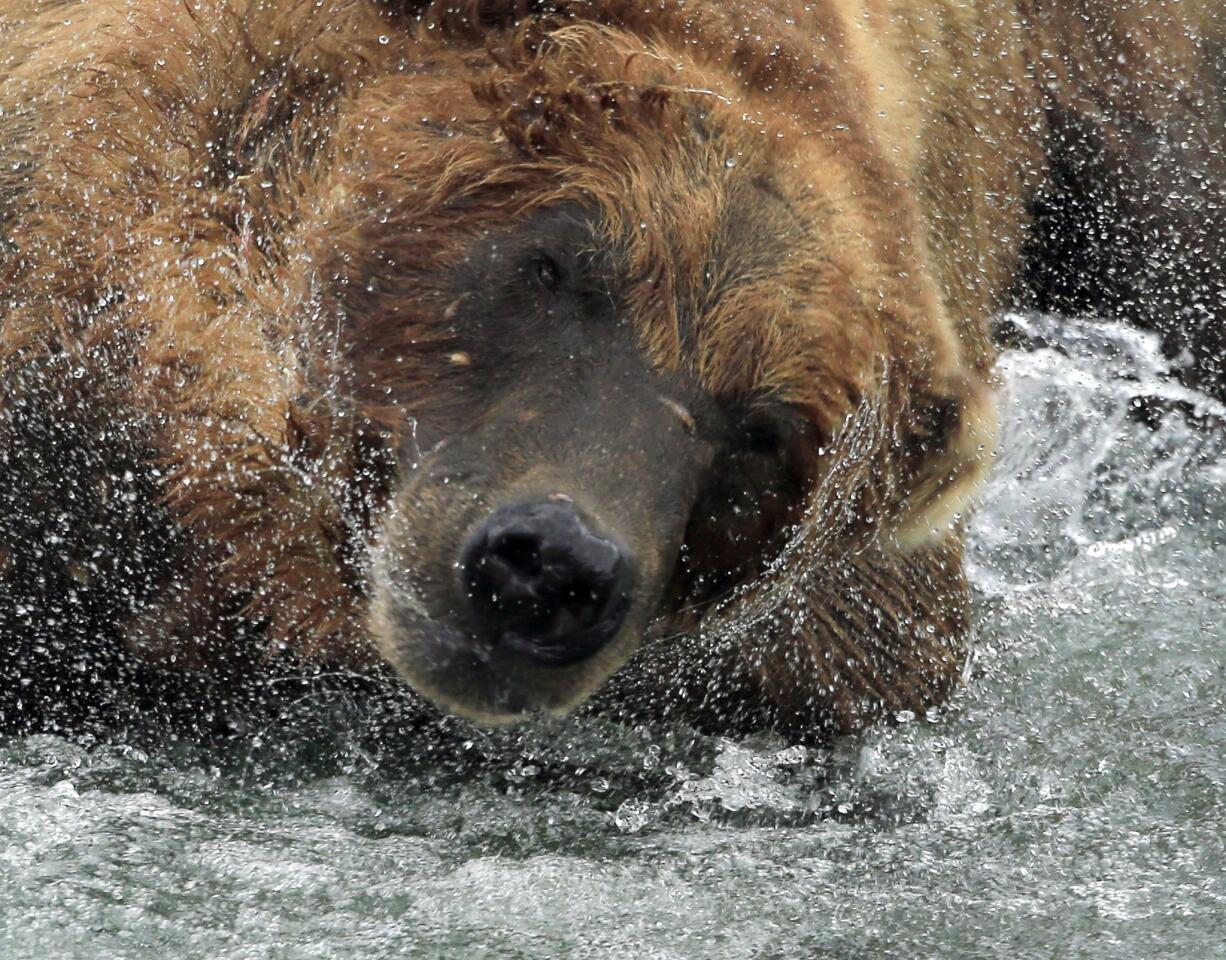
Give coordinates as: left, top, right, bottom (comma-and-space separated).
2, 316, 1224, 959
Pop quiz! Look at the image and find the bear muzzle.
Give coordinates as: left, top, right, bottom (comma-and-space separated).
366, 356, 714, 724
368, 481, 668, 725
459, 498, 635, 667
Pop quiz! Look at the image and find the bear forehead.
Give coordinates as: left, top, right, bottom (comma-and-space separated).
208, 12, 867, 420
322, 75, 834, 403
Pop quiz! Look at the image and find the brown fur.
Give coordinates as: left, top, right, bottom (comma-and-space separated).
0, 0, 1220, 736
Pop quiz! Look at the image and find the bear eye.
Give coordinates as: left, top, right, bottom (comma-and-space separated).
741, 414, 786, 457
531, 255, 562, 293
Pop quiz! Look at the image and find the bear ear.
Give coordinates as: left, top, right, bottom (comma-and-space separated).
891, 373, 997, 549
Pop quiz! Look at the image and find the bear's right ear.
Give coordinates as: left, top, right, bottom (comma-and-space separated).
891, 373, 997, 548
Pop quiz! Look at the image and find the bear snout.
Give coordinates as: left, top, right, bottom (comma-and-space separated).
459, 499, 635, 667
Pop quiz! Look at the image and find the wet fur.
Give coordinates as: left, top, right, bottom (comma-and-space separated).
1, 0, 1221, 736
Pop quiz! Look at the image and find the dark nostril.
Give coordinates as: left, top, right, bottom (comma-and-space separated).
460, 500, 633, 665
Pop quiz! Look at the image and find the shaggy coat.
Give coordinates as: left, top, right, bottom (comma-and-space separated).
0, 0, 1221, 734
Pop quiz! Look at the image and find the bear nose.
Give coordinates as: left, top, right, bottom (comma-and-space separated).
460, 500, 632, 665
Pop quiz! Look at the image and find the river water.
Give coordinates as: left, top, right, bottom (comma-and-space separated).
2, 314, 1224, 959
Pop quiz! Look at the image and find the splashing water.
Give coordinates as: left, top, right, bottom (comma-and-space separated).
2, 314, 1224, 958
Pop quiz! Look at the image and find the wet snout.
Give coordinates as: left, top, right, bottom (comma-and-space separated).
460, 498, 634, 666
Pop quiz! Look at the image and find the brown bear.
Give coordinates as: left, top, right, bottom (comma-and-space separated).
0, 0, 1221, 737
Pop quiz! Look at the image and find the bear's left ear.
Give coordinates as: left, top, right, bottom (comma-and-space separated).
891, 373, 997, 548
